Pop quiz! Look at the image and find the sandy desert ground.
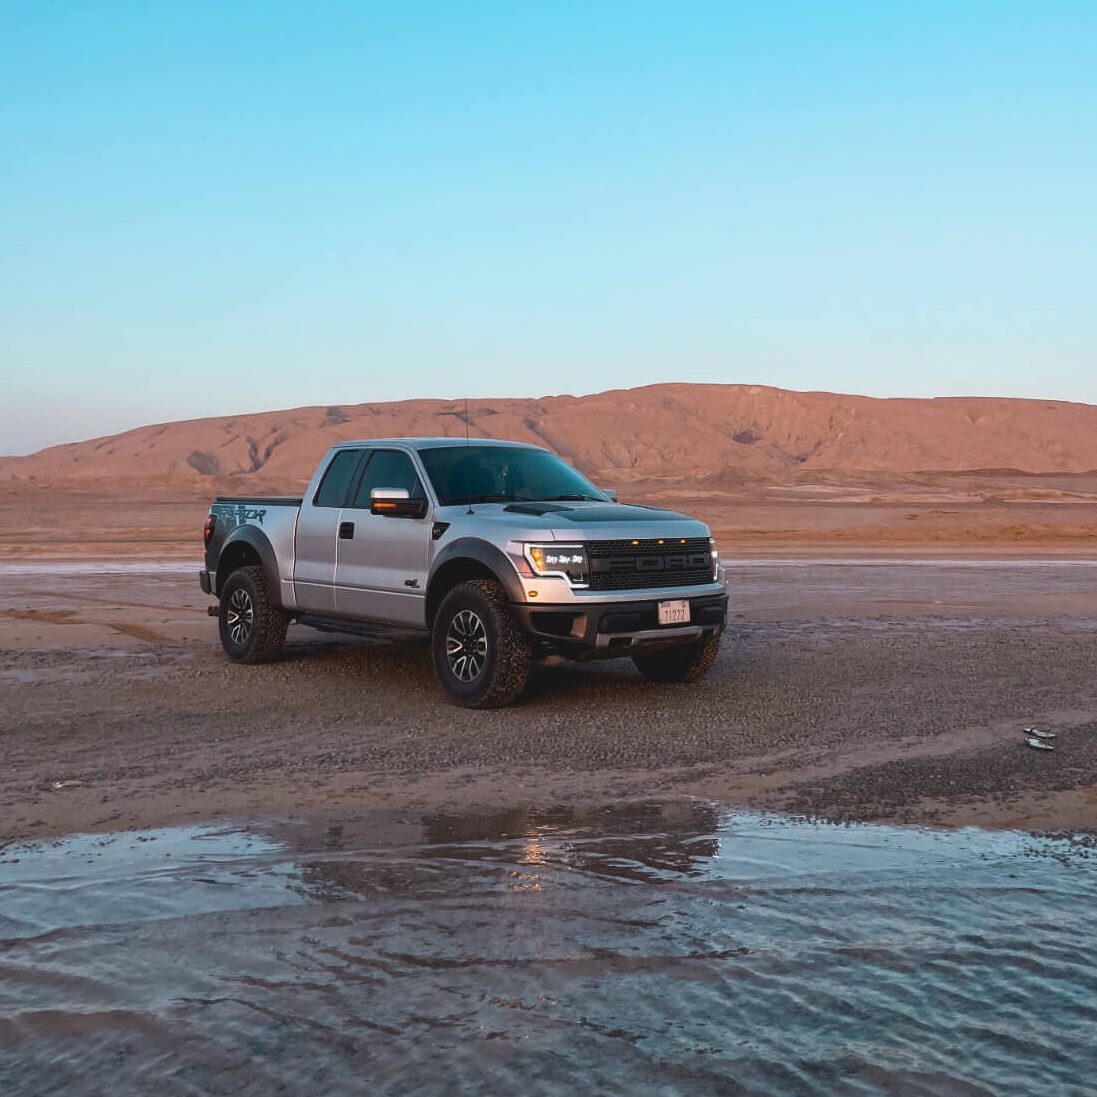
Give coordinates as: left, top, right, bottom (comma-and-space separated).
3, 522, 1096, 845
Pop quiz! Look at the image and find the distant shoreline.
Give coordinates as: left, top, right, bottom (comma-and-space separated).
2, 482, 1097, 562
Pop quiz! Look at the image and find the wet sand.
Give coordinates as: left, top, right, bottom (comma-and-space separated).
3, 556, 1097, 843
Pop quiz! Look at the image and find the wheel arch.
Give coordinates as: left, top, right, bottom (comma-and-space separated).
426, 539, 523, 628
215, 529, 284, 607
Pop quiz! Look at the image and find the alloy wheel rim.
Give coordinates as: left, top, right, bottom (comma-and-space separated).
227, 588, 254, 646
446, 609, 487, 681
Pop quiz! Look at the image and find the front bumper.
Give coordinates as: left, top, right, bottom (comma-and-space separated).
511, 591, 728, 659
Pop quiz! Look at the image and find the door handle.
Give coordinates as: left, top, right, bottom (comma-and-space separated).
339, 521, 355, 539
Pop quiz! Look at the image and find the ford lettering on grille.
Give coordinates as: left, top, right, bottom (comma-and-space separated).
586, 539, 713, 591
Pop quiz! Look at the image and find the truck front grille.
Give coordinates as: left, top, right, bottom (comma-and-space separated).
586, 537, 714, 591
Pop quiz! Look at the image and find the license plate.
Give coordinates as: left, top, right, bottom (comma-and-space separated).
657, 599, 690, 626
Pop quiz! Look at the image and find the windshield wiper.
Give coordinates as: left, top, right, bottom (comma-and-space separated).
444, 493, 519, 506
540, 493, 603, 501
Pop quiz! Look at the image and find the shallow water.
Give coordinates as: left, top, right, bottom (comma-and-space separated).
3, 804, 1096, 1096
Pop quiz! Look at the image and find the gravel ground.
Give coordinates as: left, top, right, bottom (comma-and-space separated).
2, 560, 1097, 842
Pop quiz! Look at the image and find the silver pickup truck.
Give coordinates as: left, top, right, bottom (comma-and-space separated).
200, 437, 728, 707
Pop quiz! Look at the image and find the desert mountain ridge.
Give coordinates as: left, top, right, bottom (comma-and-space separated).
3, 383, 1097, 494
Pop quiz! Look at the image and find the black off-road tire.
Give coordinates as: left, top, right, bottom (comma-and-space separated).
632, 630, 722, 684
431, 579, 532, 708
218, 565, 289, 665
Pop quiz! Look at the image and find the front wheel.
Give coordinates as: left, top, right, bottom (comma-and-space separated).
218, 565, 289, 664
632, 631, 722, 684
431, 579, 532, 708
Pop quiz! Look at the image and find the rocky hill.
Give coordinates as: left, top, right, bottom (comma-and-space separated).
3, 384, 1097, 492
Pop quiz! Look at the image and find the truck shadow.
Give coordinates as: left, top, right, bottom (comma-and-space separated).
272, 623, 757, 709
521, 661, 639, 703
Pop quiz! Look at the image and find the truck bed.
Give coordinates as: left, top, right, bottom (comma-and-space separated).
213, 496, 304, 506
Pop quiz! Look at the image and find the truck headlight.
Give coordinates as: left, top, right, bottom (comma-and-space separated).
710, 537, 719, 581
524, 543, 590, 588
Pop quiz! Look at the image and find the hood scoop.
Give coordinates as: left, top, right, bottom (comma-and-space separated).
503, 502, 575, 516
503, 501, 680, 522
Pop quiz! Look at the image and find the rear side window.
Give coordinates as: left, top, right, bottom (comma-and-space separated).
313, 450, 363, 507
351, 450, 425, 508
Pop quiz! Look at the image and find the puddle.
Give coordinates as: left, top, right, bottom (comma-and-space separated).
3, 804, 1097, 1096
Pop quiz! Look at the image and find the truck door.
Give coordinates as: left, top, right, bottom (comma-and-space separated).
293, 448, 365, 613
334, 448, 431, 626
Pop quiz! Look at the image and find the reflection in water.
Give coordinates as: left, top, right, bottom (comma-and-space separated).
420, 801, 723, 881
2, 806, 1097, 1097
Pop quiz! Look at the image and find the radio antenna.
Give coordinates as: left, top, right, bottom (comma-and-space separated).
463, 398, 473, 512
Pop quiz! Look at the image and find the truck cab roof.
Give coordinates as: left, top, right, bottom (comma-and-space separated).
328, 437, 546, 452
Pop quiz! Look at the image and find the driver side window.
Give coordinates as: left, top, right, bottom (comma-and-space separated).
351, 450, 425, 509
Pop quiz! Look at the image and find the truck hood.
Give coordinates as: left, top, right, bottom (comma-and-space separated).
436, 500, 711, 541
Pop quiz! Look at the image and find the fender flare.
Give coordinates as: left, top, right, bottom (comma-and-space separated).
427, 538, 524, 621
216, 527, 285, 609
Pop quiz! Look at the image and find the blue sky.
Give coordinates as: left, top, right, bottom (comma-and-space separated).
2, 1, 1095, 455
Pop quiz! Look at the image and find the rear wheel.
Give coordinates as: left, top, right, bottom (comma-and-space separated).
218, 565, 289, 664
632, 631, 722, 683
432, 579, 532, 708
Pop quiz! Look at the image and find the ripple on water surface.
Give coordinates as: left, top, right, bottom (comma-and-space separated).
2, 804, 1097, 1097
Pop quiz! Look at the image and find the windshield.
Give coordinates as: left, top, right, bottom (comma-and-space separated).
419, 445, 607, 507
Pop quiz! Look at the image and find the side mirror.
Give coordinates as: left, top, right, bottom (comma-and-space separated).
602, 488, 618, 503
370, 487, 428, 519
